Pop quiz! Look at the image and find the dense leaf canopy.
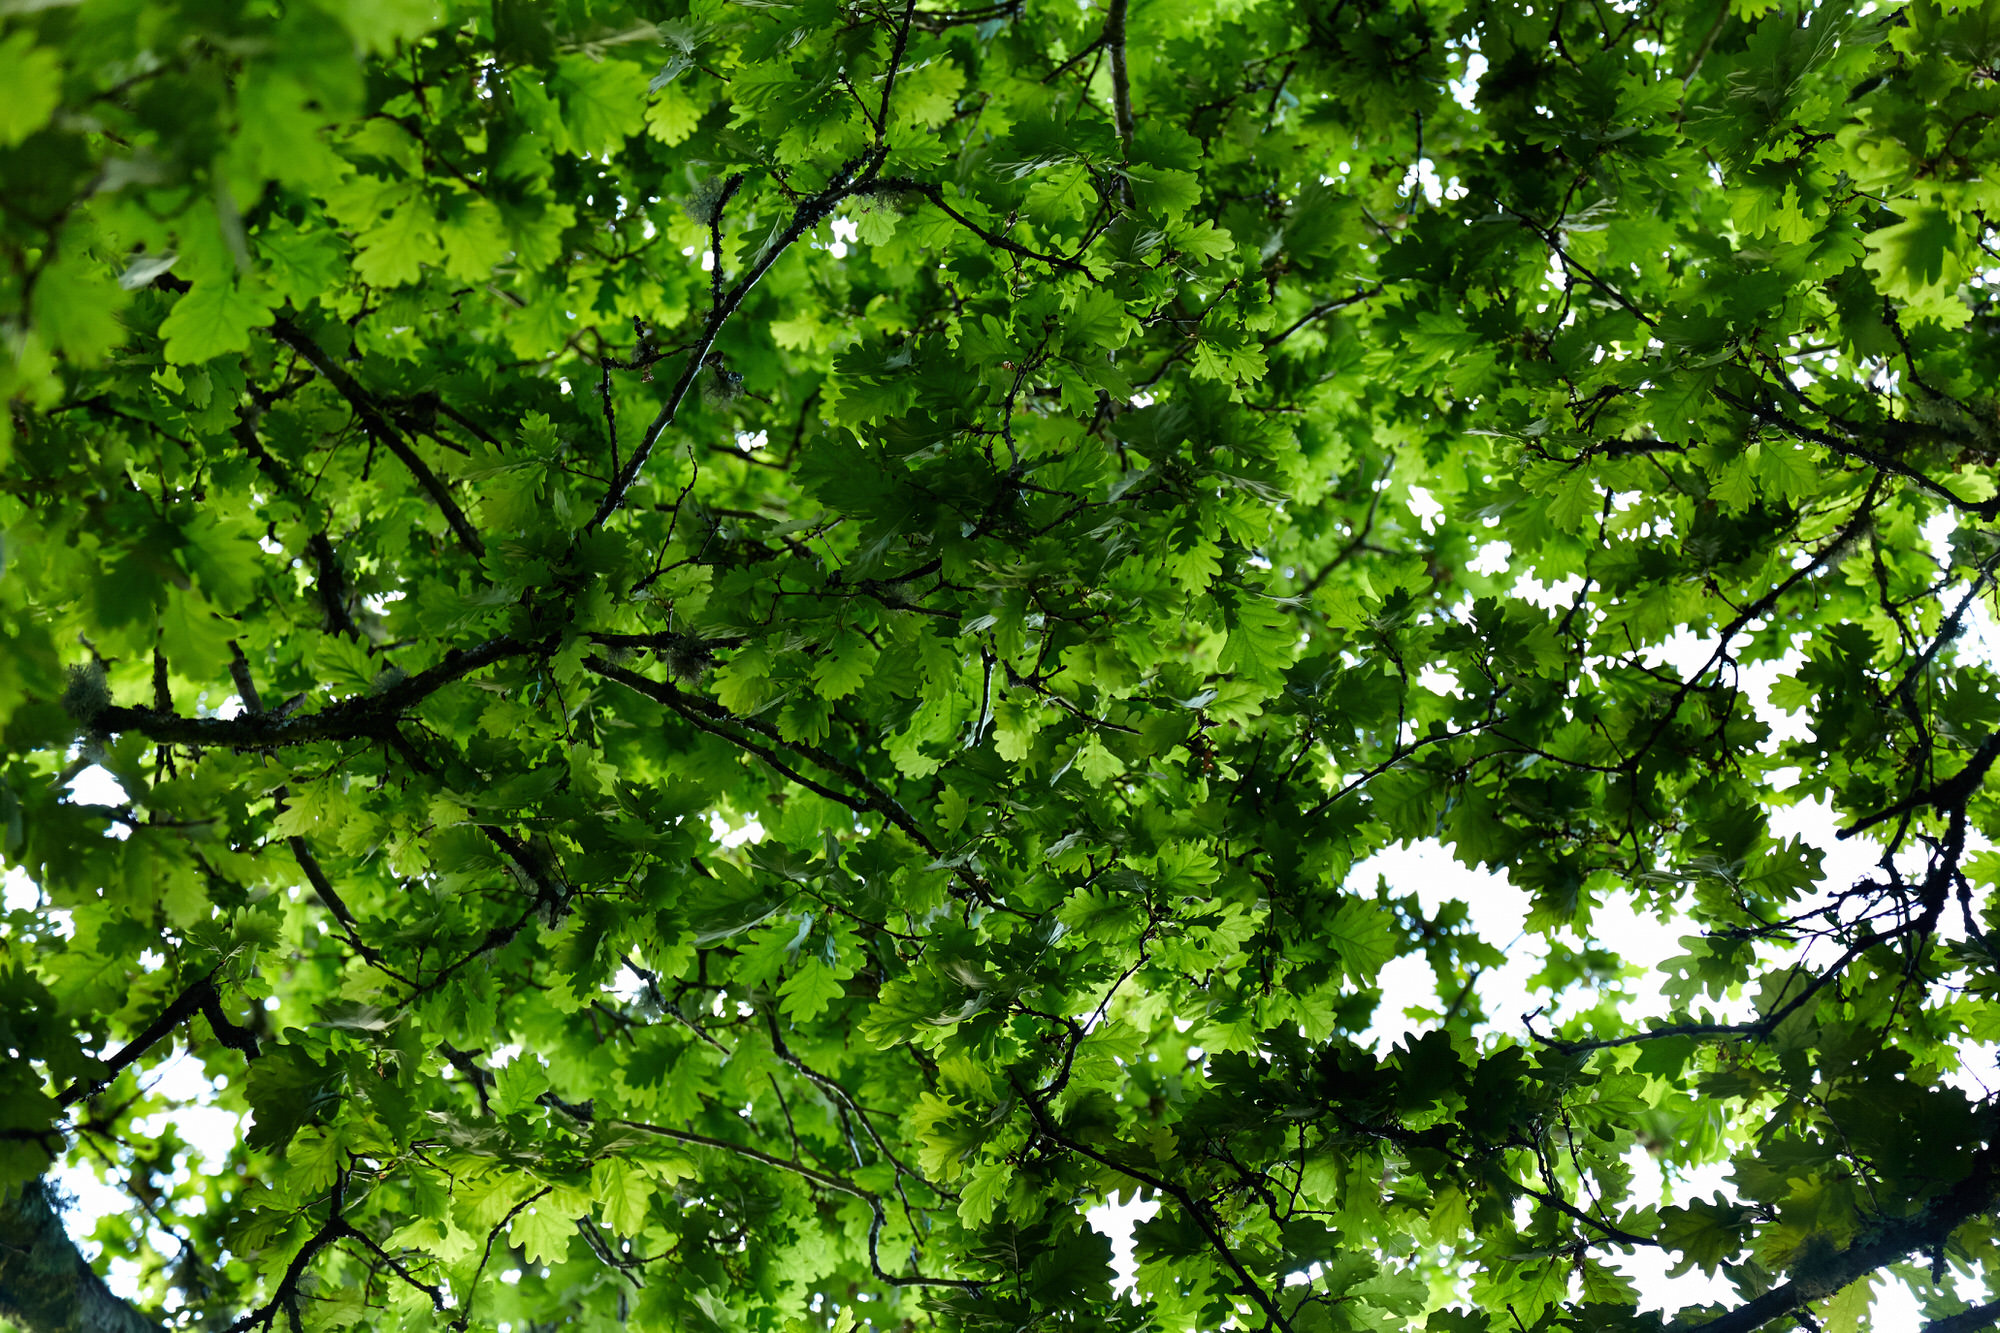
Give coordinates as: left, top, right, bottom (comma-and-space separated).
5, 0, 2000, 1331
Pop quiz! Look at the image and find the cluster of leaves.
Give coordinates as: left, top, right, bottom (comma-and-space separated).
4, 0, 2000, 1331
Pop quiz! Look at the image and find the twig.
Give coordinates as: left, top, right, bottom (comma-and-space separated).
616, 1118, 981, 1290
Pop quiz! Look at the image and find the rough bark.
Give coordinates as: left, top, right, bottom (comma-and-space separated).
0, 1180, 161, 1333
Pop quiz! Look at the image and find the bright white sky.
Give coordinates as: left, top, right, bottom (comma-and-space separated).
10, 513, 1998, 1325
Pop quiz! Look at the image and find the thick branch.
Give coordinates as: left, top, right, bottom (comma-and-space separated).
1929, 1297, 2000, 1333
1105, 0, 1134, 153
1842, 726, 2000, 840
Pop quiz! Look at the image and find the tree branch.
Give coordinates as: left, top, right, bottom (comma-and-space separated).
1688, 1141, 2000, 1333
1842, 726, 2000, 840
584, 656, 950, 866
1262, 284, 1387, 348
863, 178, 1091, 273
1529, 924, 1886, 1055
57, 972, 257, 1110
95, 635, 549, 749
1714, 387, 2000, 522
1012, 1082, 1297, 1333
614, 1118, 981, 1291
268, 318, 487, 558
1105, 0, 1134, 155
590, 162, 879, 528
1927, 1297, 2000, 1333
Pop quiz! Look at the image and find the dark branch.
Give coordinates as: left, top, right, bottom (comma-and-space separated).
1012, 1082, 1297, 1333
1927, 1297, 2000, 1333
590, 162, 879, 528
584, 656, 945, 862
865, 178, 1092, 274
1714, 387, 2000, 522
1688, 1139, 2000, 1333
57, 972, 255, 1110
269, 318, 487, 557
1106, 0, 1134, 156
615, 1118, 981, 1291
1842, 726, 2000, 840
95, 635, 549, 749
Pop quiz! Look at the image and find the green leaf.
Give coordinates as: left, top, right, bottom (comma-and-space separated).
895, 58, 965, 128
509, 1196, 577, 1266
158, 279, 276, 364
590, 1158, 655, 1235
777, 956, 846, 1020
0, 33, 60, 149
1130, 167, 1201, 221
160, 589, 234, 683
353, 200, 440, 288
493, 1057, 551, 1116
30, 256, 128, 363
1863, 203, 1959, 299
555, 57, 651, 157
957, 1158, 1011, 1229
1324, 897, 1397, 978
331, 0, 441, 52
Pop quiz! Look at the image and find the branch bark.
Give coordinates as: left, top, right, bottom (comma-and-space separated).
1928, 1297, 2000, 1333
1714, 386, 2000, 522
585, 656, 943, 861
1105, 0, 1134, 152
1011, 1084, 1297, 1333
589, 161, 879, 528
614, 1118, 981, 1291
863, 178, 1091, 273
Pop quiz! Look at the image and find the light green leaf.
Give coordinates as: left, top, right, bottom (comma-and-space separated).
778, 956, 846, 1020
0, 33, 60, 148
509, 1196, 577, 1266
957, 1158, 1011, 1229
555, 56, 651, 157
158, 279, 276, 365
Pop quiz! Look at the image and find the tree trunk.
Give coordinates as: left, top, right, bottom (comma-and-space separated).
0, 1180, 160, 1333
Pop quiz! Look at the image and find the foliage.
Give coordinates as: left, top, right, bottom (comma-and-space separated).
3, 0, 2000, 1331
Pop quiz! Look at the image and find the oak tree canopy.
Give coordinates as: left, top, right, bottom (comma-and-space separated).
4, 0, 2000, 1331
